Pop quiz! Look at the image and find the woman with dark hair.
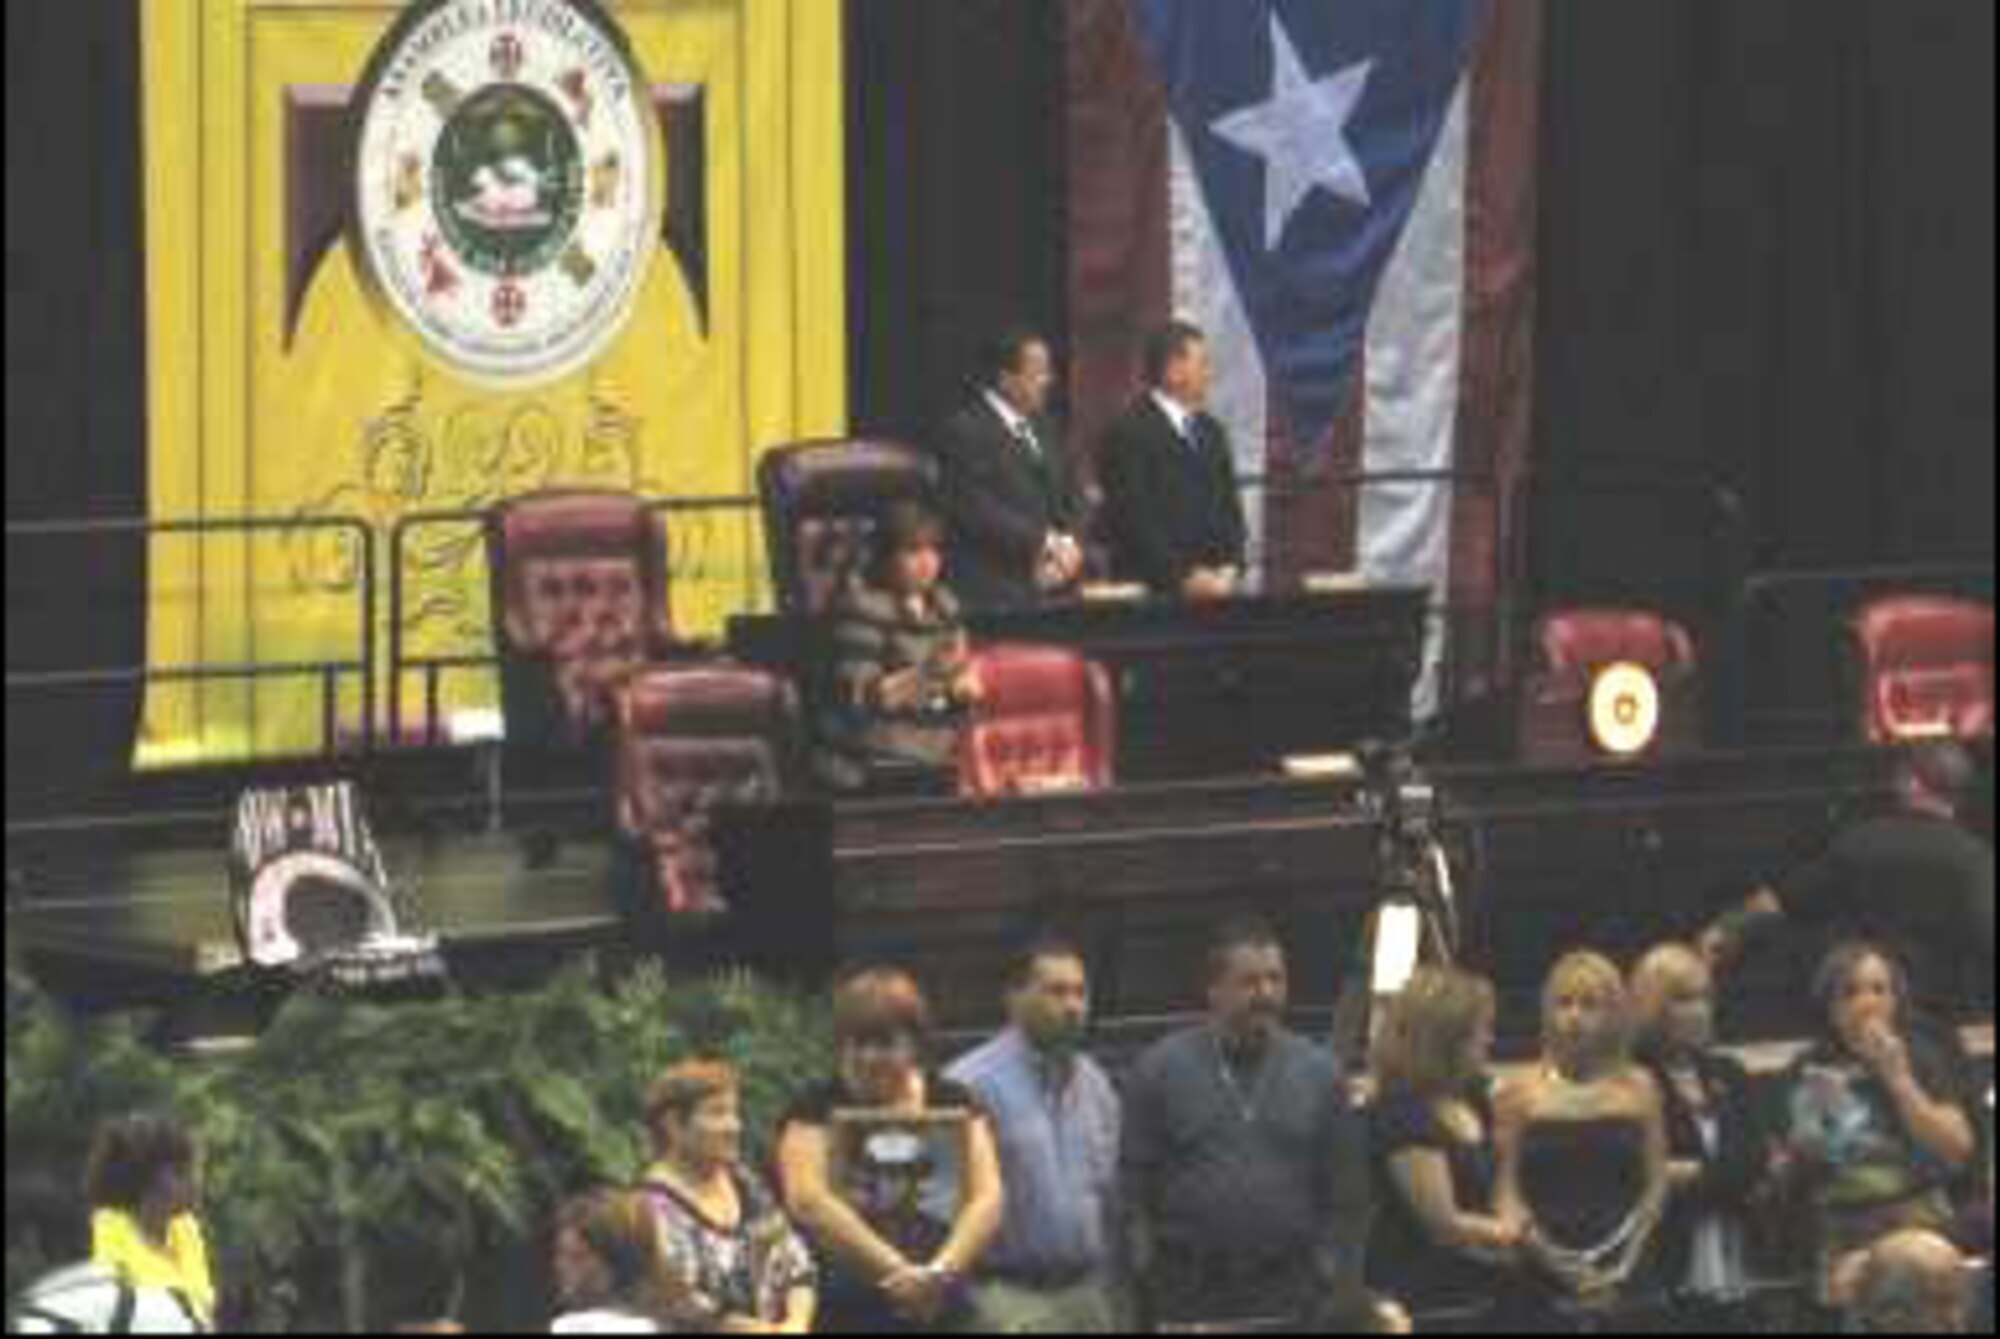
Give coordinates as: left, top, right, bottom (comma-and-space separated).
1366, 967, 1526, 1329
1496, 952, 1670, 1316
549, 1188, 685, 1334
638, 1061, 818, 1334
1778, 940, 1978, 1306
817, 501, 985, 793
1629, 944, 1763, 1315
775, 968, 1005, 1332
84, 1112, 215, 1329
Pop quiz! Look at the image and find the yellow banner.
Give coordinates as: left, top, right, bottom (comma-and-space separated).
140, 0, 845, 764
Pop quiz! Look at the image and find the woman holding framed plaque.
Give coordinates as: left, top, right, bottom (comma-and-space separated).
776, 968, 1005, 1333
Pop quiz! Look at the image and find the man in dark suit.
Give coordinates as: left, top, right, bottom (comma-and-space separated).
1098, 321, 1247, 599
934, 327, 1087, 609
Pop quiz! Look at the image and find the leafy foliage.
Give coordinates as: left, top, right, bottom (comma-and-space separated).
5, 960, 832, 1332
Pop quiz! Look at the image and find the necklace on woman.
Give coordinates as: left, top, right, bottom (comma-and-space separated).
655, 1158, 737, 1224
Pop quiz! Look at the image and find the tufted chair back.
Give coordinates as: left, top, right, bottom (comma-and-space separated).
1521, 608, 1702, 763
1852, 595, 1994, 744
489, 491, 673, 743
959, 645, 1116, 797
614, 665, 798, 917
757, 440, 941, 617
1537, 608, 1695, 680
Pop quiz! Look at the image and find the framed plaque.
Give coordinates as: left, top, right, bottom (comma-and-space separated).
828, 1108, 971, 1259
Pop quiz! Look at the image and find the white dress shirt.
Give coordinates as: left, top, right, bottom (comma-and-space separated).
984, 389, 1041, 457
1150, 389, 1200, 446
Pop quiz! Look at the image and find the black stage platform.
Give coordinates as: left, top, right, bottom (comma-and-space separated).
8, 836, 616, 984
11, 743, 1990, 1049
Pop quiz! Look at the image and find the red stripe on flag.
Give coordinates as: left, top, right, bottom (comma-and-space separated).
1265, 360, 1367, 584
1453, 0, 1542, 699
1066, 0, 1173, 503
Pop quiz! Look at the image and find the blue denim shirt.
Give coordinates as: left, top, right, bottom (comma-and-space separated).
949, 1029, 1122, 1279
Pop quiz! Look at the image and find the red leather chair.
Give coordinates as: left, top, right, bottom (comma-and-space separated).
614, 665, 799, 917
960, 645, 1116, 797
1519, 608, 1702, 764
1852, 595, 1994, 744
756, 440, 941, 616
488, 491, 675, 746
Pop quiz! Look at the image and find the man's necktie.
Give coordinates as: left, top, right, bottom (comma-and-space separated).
1014, 419, 1042, 460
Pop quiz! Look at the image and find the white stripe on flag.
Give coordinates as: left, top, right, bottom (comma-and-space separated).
1169, 120, 1270, 577
1358, 77, 1472, 721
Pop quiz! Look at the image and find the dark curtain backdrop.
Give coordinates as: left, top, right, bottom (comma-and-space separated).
3, 0, 1992, 812
1531, 0, 1995, 622
844, 0, 1068, 440
5, 0, 146, 815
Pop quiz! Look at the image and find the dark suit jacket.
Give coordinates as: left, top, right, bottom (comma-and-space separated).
1640, 1051, 1764, 1296
934, 396, 1083, 609
1098, 395, 1247, 594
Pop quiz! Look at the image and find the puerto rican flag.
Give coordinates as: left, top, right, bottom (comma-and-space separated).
1067, 0, 1540, 718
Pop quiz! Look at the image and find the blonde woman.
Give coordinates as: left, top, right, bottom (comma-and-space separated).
1496, 952, 1669, 1312
1367, 968, 1525, 1327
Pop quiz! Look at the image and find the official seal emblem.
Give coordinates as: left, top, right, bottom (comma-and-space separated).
353, 0, 661, 386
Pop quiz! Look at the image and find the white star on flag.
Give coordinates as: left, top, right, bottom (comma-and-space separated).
1211, 12, 1374, 251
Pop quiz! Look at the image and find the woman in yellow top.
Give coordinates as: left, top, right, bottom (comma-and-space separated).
86, 1112, 216, 1327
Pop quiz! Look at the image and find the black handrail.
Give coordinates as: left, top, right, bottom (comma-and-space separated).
386, 505, 498, 747
1732, 561, 1994, 742
1738, 560, 1993, 609
385, 495, 758, 744
393, 474, 1508, 734
1242, 469, 1511, 706
5, 473, 1522, 763
4, 514, 376, 757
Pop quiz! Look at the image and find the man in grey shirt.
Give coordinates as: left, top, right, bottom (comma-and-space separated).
949, 936, 1125, 1332
1123, 916, 1384, 1331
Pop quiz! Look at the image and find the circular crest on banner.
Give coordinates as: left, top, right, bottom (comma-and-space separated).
352, 0, 662, 387
1588, 661, 1663, 758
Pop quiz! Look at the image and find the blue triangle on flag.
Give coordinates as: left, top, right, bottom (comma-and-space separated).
1132, 0, 1486, 454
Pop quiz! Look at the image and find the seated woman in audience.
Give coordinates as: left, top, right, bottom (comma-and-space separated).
85, 1112, 216, 1330
637, 1061, 818, 1335
1367, 967, 1527, 1330
818, 502, 985, 792
1629, 943, 1763, 1314
776, 967, 1005, 1333
550, 1188, 684, 1334
1497, 952, 1670, 1314
1778, 940, 1978, 1307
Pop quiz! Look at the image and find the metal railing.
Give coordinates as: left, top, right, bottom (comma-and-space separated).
385, 495, 759, 745
39, 481, 1983, 767
1246, 468, 1514, 716
1512, 475, 1749, 613
4, 514, 377, 756
1733, 561, 1994, 745
6, 475, 1522, 762
47, 477, 1936, 767
1341, 467, 1507, 706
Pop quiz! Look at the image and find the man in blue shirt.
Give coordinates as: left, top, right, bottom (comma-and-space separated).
949, 935, 1125, 1332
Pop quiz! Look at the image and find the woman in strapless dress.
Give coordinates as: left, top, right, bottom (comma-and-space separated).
1497, 951, 1671, 1318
